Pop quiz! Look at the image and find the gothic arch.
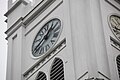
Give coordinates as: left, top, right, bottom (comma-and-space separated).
50, 58, 65, 80
116, 55, 120, 78
35, 71, 47, 80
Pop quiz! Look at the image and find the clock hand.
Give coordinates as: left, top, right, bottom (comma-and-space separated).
33, 22, 59, 53
34, 25, 53, 53
33, 26, 50, 53
47, 22, 58, 36
34, 38, 45, 53
34, 39, 45, 54
34, 27, 50, 52
44, 22, 59, 39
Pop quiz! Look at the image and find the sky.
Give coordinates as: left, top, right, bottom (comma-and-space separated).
0, 0, 8, 80
0, 0, 33, 80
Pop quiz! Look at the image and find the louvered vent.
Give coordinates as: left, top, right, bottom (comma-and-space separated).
116, 55, 120, 78
35, 71, 47, 80
50, 58, 64, 80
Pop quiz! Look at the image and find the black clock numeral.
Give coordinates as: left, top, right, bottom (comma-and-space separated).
39, 47, 44, 54
53, 22, 58, 29
35, 38, 41, 42
51, 21, 54, 28
39, 31, 44, 37
45, 44, 50, 52
36, 50, 39, 55
54, 25, 60, 32
53, 31, 59, 38
51, 39, 55, 44
43, 25, 49, 33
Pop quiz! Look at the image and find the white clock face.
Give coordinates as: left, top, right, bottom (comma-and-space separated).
109, 15, 120, 41
32, 18, 62, 58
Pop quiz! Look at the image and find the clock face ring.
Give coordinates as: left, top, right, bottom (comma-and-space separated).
32, 18, 62, 58
109, 14, 120, 41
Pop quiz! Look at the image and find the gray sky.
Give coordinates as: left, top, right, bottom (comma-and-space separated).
0, 0, 7, 80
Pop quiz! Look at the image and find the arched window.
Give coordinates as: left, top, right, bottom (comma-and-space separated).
35, 71, 47, 80
50, 58, 65, 80
116, 55, 120, 78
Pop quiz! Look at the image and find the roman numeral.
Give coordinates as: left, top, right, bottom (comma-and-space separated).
53, 22, 58, 29
44, 25, 49, 32
35, 50, 39, 55
39, 31, 44, 36
51, 21, 54, 28
45, 44, 50, 52
54, 25, 60, 32
53, 31, 59, 38
35, 38, 41, 42
39, 47, 44, 54
51, 39, 55, 44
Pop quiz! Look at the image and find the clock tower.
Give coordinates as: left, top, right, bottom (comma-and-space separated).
5, 0, 120, 80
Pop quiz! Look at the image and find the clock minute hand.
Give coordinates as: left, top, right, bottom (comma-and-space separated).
34, 39, 45, 54
34, 26, 52, 53
34, 22, 58, 53
44, 27, 53, 39
34, 38, 45, 53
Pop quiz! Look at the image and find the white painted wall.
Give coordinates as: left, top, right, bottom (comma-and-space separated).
6, 0, 120, 80
100, 0, 120, 80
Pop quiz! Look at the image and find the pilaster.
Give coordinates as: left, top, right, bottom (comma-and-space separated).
87, 0, 111, 79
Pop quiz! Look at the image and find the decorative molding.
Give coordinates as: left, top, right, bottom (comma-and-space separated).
5, 0, 63, 40
98, 71, 111, 80
110, 36, 120, 51
85, 77, 94, 80
23, 0, 57, 26
5, 19, 7, 23
78, 71, 110, 80
77, 71, 88, 80
105, 0, 120, 11
12, 34, 17, 40
5, 17, 23, 34
23, 38, 66, 79
24, 0, 63, 36
4, 0, 28, 17
5, 17, 24, 40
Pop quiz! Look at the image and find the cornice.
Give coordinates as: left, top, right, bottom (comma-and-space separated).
23, 0, 56, 26
5, 0, 62, 40
4, 0, 28, 17
23, 38, 66, 79
105, 0, 120, 11
5, 17, 24, 40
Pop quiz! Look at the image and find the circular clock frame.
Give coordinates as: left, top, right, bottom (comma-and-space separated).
31, 18, 63, 59
108, 14, 120, 41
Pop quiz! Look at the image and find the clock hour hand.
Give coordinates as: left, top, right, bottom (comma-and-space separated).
33, 22, 59, 53
34, 43, 43, 54
44, 22, 59, 39
33, 27, 51, 54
